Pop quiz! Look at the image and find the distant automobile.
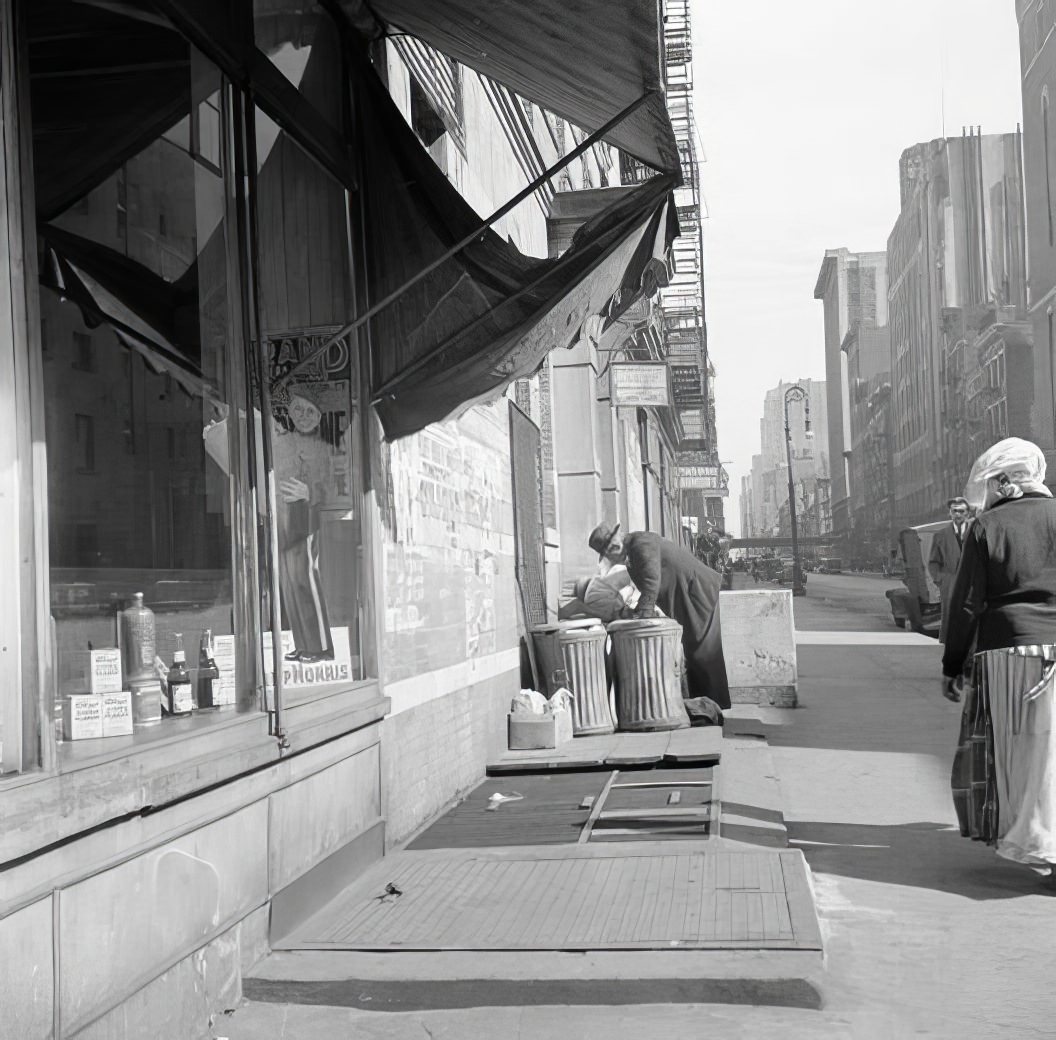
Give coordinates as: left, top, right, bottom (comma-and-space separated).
885, 523, 943, 635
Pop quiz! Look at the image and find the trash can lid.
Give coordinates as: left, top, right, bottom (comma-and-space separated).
532, 618, 602, 633
607, 617, 681, 633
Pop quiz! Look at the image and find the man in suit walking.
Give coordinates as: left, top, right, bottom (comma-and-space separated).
929, 496, 972, 644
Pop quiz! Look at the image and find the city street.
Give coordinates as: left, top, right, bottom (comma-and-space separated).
218, 579, 1056, 1039
733, 570, 908, 632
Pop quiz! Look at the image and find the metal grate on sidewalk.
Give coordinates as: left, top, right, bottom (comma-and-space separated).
277, 844, 821, 952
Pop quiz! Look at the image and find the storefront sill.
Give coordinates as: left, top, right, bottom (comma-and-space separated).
1, 686, 390, 868
55, 707, 267, 775
283, 694, 390, 755
1, 725, 383, 918
280, 679, 388, 739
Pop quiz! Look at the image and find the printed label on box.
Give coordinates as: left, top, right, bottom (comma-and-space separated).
65, 694, 103, 740
211, 635, 237, 705
89, 647, 123, 694
101, 691, 134, 736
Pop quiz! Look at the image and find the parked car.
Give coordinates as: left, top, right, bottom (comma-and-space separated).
885, 522, 944, 635
816, 557, 842, 574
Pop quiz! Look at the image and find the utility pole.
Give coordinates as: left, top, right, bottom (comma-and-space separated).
784, 384, 812, 597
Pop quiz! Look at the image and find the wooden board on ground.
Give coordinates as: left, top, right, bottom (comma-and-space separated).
487, 726, 722, 775
276, 843, 822, 952
408, 773, 610, 850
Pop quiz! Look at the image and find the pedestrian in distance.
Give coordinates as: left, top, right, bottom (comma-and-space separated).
588, 521, 731, 710
929, 495, 973, 644
944, 438, 1056, 878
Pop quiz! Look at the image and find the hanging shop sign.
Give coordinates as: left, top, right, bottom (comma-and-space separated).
679, 464, 729, 495
610, 361, 671, 407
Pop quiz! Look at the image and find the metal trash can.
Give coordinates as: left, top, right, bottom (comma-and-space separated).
530, 619, 614, 736
608, 617, 689, 731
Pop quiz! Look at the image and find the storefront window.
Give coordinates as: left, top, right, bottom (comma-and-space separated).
253, 109, 369, 699
30, 6, 263, 750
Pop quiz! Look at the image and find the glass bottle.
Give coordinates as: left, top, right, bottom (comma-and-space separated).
165, 633, 194, 717
196, 629, 220, 711
120, 592, 156, 685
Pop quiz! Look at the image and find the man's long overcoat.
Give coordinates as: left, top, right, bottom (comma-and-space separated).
623, 531, 731, 709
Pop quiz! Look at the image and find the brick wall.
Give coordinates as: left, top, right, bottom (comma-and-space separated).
380, 672, 513, 847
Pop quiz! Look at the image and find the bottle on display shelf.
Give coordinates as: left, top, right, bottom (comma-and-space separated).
165, 633, 194, 717
196, 628, 220, 711
119, 592, 156, 685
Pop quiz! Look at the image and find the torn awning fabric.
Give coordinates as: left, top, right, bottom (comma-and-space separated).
360, 66, 679, 441
40, 224, 207, 396
360, 0, 680, 180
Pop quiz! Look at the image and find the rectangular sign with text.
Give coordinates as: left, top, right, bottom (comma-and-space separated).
610, 362, 671, 407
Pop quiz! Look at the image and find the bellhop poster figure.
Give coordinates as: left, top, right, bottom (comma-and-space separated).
271, 392, 334, 663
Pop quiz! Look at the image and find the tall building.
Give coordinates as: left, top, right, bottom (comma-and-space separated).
844, 324, 894, 564
887, 133, 1029, 525
746, 379, 828, 538
1017, 0, 1056, 473
814, 249, 889, 545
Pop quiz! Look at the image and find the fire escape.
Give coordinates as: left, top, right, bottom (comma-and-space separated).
618, 0, 723, 525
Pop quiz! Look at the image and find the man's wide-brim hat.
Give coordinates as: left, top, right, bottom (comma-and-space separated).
588, 521, 621, 558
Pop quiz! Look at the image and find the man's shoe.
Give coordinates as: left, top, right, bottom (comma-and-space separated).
284, 650, 302, 662
298, 650, 334, 664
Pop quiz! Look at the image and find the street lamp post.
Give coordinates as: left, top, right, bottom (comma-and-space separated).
784, 384, 812, 597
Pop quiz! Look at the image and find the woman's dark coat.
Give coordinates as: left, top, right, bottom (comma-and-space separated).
942, 493, 1056, 677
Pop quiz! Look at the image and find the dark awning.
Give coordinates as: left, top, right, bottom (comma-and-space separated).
40, 224, 207, 396
358, 64, 679, 440
28, 0, 191, 221
360, 0, 680, 179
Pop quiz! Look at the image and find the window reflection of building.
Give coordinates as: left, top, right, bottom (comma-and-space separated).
38, 39, 242, 702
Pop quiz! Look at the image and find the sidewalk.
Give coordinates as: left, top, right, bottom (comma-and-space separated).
214, 611, 1056, 1040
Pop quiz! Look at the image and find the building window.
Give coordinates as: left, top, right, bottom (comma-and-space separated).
254, 107, 370, 696
4, 0, 378, 786
34, 25, 259, 753
74, 413, 95, 472
116, 166, 127, 239
72, 331, 94, 372
1045, 92, 1054, 246
409, 75, 447, 147
191, 91, 222, 174
1049, 309, 1055, 431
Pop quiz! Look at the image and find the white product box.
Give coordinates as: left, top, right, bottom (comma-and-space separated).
211, 634, 237, 705
101, 691, 134, 737
89, 647, 123, 694
64, 694, 103, 740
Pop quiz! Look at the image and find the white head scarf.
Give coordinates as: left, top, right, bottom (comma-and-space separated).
964, 437, 1052, 512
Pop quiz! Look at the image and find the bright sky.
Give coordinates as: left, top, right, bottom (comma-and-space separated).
694, 0, 1025, 536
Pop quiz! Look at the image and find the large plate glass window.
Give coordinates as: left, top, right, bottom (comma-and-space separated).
253, 108, 369, 701
29, 1, 264, 755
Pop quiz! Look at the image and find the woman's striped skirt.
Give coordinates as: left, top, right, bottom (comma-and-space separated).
951, 645, 1056, 869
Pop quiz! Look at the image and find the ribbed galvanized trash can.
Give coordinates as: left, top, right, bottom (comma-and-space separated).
609, 618, 689, 731
530, 619, 613, 735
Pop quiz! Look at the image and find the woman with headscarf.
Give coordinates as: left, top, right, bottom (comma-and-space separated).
943, 437, 1056, 876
